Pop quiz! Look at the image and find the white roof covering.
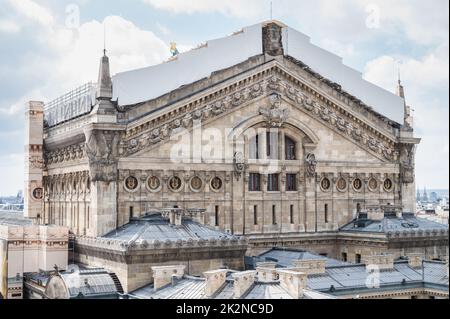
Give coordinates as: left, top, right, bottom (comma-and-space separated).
112, 23, 263, 107
111, 21, 404, 123
283, 27, 405, 123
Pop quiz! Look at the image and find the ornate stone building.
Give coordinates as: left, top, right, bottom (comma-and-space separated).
24, 21, 447, 269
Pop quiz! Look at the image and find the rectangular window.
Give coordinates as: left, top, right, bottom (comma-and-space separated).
324, 204, 329, 223
249, 135, 260, 159
249, 173, 261, 192
355, 254, 362, 264
272, 205, 277, 225
129, 206, 134, 220
215, 206, 219, 227
253, 205, 258, 225
286, 174, 297, 191
342, 252, 348, 262
285, 136, 296, 160
268, 174, 280, 192
290, 205, 294, 224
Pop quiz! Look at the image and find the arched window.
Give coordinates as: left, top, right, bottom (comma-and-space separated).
249, 134, 260, 159
285, 136, 296, 160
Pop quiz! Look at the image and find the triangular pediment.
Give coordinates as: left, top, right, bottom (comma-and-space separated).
120, 60, 398, 163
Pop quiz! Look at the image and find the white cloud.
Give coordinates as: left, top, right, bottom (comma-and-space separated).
0, 19, 21, 33
364, 44, 449, 189
143, 0, 449, 47
2, 15, 171, 115
7, 0, 55, 27
143, 0, 266, 18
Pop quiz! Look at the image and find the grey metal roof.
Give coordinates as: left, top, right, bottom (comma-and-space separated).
0, 211, 32, 226
307, 261, 449, 295
254, 248, 350, 268
130, 277, 206, 299
244, 283, 293, 299
340, 215, 448, 233
60, 269, 118, 298
104, 214, 236, 242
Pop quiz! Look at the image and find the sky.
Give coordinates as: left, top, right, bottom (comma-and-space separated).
0, 0, 448, 196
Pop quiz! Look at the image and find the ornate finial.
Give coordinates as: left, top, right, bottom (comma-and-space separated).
170, 42, 179, 57
259, 93, 289, 127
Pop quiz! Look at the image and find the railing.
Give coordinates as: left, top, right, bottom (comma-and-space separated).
44, 82, 97, 128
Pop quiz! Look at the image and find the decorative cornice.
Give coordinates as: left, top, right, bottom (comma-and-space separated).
120, 65, 399, 162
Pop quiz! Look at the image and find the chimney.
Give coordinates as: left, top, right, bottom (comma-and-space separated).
407, 254, 424, 268
364, 254, 395, 271
152, 265, 185, 291
292, 259, 326, 275
277, 269, 307, 299
24, 101, 44, 222
256, 262, 278, 283
203, 269, 228, 298
168, 208, 183, 226
232, 271, 256, 299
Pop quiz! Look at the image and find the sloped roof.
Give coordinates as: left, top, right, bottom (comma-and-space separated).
111, 21, 405, 123
103, 214, 237, 242
340, 215, 449, 234
254, 248, 350, 268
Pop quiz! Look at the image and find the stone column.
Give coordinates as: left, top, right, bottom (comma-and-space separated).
24, 101, 44, 223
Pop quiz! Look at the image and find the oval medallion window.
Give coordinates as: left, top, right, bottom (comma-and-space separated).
368, 178, 378, 192
168, 176, 182, 192
353, 178, 362, 191
384, 178, 393, 192
125, 176, 139, 191
321, 178, 331, 191
147, 176, 161, 192
210, 177, 223, 191
190, 176, 203, 192
32, 187, 43, 200
337, 178, 347, 192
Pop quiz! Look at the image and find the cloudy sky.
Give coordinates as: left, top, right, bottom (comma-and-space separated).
0, 0, 448, 195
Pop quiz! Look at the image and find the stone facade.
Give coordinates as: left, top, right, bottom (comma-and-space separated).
23, 21, 447, 286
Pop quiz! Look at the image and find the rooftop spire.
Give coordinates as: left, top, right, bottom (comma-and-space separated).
396, 67, 405, 99
96, 50, 112, 100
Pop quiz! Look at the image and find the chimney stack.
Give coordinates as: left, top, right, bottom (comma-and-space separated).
232, 271, 256, 299
151, 265, 185, 291
204, 269, 228, 298
364, 254, 395, 271
292, 259, 326, 275
277, 269, 308, 299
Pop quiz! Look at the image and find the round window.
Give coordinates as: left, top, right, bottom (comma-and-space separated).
147, 176, 161, 191
210, 177, 223, 191
321, 178, 331, 191
190, 176, 203, 192
353, 178, 362, 191
168, 176, 182, 191
337, 178, 347, 191
32, 187, 43, 200
368, 178, 378, 191
384, 179, 393, 192
125, 176, 139, 191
